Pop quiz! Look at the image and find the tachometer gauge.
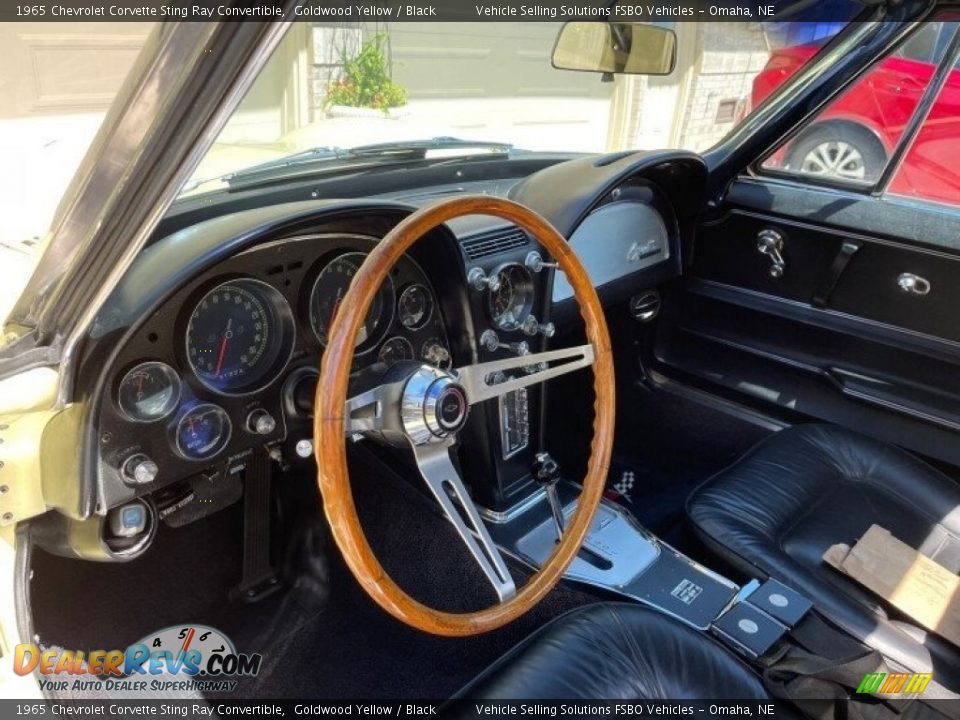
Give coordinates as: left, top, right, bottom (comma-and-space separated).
117, 362, 181, 422
378, 336, 414, 366
309, 252, 394, 354
421, 338, 452, 369
398, 283, 432, 330
185, 279, 294, 395
174, 403, 231, 460
488, 263, 534, 331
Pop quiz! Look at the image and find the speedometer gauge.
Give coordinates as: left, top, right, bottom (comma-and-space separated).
309, 252, 394, 354
185, 278, 295, 395
488, 263, 534, 331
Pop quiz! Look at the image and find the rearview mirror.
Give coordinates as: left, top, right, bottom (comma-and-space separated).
552, 22, 677, 75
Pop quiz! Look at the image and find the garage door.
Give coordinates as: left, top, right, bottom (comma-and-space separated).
0, 22, 152, 119
388, 22, 611, 99
387, 22, 615, 151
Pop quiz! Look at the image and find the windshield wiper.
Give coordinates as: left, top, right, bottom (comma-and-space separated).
224, 136, 513, 181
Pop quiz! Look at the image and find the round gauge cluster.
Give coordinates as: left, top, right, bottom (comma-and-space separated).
115, 361, 234, 462
310, 252, 450, 369
309, 252, 395, 353
108, 251, 451, 475
185, 278, 295, 395
175, 403, 232, 460
488, 263, 535, 331
398, 284, 432, 330
117, 362, 181, 422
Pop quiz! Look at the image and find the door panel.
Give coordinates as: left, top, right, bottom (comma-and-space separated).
656, 178, 960, 465
693, 209, 960, 341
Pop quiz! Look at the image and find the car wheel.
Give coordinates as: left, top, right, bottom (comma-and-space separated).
785, 125, 887, 182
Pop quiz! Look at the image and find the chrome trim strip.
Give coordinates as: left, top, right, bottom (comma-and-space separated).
477, 488, 547, 524
56, 21, 293, 408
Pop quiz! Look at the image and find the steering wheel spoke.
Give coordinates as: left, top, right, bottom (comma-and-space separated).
316, 195, 613, 635
344, 380, 405, 434
456, 343, 595, 404
412, 439, 517, 601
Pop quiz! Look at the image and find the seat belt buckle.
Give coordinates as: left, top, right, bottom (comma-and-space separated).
744, 578, 814, 627
711, 602, 788, 659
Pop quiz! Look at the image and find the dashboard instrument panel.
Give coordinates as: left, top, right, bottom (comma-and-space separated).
185, 278, 295, 395
96, 232, 451, 509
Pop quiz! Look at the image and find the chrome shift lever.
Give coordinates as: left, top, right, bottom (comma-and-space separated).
532, 452, 564, 543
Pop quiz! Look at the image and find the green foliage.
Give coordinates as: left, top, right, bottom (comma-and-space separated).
325, 33, 407, 114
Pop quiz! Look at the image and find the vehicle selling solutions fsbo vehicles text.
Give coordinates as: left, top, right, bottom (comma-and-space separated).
472, 5, 774, 17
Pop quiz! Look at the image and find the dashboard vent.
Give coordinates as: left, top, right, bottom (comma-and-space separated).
460, 227, 529, 260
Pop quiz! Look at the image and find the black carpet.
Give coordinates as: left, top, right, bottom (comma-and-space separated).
227, 446, 596, 699
609, 387, 772, 547
29, 445, 596, 700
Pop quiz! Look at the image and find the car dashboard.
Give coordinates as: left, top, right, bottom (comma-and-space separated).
67, 150, 705, 561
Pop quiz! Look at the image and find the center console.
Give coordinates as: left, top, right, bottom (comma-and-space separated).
454, 211, 813, 662
484, 476, 813, 661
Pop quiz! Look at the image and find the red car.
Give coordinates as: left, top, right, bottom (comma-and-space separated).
753, 21, 960, 204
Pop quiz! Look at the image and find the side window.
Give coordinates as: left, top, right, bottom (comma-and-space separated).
760, 22, 951, 186
886, 42, 960, 205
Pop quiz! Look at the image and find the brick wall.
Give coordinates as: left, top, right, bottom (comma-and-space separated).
677, 23, 771, 150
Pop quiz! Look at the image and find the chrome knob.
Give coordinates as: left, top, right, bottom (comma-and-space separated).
480, 330, 529, 355
539, 322, 556, 338
295, 439, 313, 458
525, 251, 558, 273
121, 454, 158, 485
246, 409, 276, 436
423, 343, 451, 367
468, 267, 501, 292
480, 329, 500, 352
532, 452, 565, 542
522, 315, 540, 336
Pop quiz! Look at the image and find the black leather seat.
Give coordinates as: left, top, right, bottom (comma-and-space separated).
687, 424, 960, 690
456, 603, 771, 700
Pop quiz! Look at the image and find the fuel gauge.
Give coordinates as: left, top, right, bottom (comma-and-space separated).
117, 362, 181, 422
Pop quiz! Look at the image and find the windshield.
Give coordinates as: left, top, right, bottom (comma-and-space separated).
182, 17, 856, 194
0, 15, 859, 324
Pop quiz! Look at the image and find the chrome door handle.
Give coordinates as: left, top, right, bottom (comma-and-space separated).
757, 229, 786, 278
897, 273, 930, 295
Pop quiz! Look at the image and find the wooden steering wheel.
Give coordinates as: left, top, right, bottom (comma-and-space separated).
314, 196, 614, 636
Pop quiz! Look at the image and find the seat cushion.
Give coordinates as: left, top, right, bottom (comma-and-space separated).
688, 424, 960, 689
454, 603, 770, 700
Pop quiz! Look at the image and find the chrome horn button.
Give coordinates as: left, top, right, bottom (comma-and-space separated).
401, 366, 470, 444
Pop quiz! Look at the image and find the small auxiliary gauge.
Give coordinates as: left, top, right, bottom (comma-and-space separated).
174, 403, 232, 461
117, 362, 181, 422
378, 336, 415, 366
398, 283, 433, 330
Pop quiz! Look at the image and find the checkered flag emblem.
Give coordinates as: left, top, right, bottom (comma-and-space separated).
614, 470, 635, 500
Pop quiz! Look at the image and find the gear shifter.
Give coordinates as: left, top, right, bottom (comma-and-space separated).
532, 452, 565, 543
